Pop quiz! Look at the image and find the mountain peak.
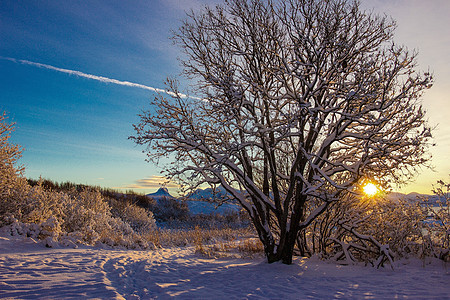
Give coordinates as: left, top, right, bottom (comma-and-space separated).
156, 187, 169, 194
146, 187, 174, 198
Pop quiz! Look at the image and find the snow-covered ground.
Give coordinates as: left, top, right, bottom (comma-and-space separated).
0, 232, 448, 299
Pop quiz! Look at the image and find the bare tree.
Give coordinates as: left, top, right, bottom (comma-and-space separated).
131, 0, 433, 264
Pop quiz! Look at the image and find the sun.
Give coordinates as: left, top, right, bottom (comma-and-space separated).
362, 182, 379, 197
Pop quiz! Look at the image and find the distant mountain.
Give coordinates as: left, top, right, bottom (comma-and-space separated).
185, 186, 241, 215
146, 186, 241, 215
146, 187, 175, 200
187, 186, 229, 200
384, 192, 442, 206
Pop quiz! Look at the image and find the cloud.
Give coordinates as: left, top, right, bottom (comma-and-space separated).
117, 175, 180, 190
0, 56, 192, 99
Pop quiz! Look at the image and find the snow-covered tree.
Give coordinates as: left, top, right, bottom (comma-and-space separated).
0, 113, 22, 170
131, 0, 433, 264
0, 112, 27, 219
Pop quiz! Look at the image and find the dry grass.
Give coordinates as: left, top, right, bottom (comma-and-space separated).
196, 236, 264, 259
237, 238, 265, 258
143, 226, 254, 248
142, 225, 264, 259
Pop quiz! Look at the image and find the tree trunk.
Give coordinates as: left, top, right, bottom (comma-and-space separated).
261, 195, 307, 264
262, 232, 299, 264
280, 237, 296, 265
258, 222, 301, 264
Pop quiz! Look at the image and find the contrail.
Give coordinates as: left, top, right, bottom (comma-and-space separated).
1, 56, 192, 98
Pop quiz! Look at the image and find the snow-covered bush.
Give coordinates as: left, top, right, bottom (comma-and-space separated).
108, 197, 156, 235
298, 195, 398, 267
329, 197, 419, 267
21, 182, 67, 224
62, 188, 112, 244
362, 199, 428, 259
301, 184, 450, 266
1, 180, 156, 248
0, 114, 157, 248
424, 180, 449, 261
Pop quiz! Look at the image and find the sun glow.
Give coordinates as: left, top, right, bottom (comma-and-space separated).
362, 182, 379, 197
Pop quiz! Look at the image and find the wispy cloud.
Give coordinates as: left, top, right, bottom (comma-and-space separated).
117, 175, 180, 190
0, 56, 190, 98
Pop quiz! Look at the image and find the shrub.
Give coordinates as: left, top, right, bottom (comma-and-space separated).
425, 180, 449, 261
300, 183, 450, 266
108, 197, 156, 235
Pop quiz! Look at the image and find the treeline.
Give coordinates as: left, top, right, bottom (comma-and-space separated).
26, 178, 250, 229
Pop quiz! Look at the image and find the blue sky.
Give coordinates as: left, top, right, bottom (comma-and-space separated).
1, 0, 449, 195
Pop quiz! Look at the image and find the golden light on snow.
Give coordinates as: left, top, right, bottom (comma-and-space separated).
362, 182, 379, 197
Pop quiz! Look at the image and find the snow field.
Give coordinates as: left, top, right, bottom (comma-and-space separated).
0, 233, 448, 299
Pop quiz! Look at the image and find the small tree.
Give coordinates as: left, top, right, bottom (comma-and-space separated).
0, 112, 27, 219
0, 112, 24, 183
131, 0, 433, 264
